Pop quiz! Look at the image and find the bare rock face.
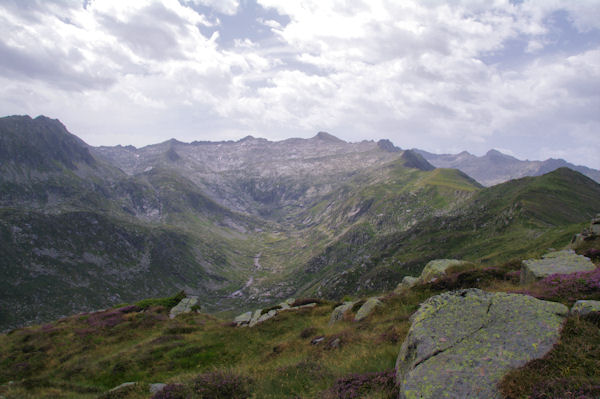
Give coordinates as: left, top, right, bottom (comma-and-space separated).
520, 250, 595, 284
396, 289, 567, 399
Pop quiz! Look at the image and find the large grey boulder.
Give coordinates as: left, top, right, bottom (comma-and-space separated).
329, 301, 354, 325
354, 298, 382, 321
169, 296, 199, 319
521, 250, 595, 284
570, 300, 600, 316
396, 289, 568, 399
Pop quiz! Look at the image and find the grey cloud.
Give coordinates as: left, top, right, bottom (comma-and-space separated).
0, 41, 116, 91
95, 3, 201, 61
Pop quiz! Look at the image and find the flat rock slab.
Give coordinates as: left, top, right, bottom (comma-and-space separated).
396, 289, 568, 399
521, 250, 595, 284
570, 300, 600, 316
234, 311, 253, 326
169, 296, 199, 319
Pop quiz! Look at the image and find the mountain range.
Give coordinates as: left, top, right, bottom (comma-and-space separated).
416, 148, 600, 187
1, 114, 600, 331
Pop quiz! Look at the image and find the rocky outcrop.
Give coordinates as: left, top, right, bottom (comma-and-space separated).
570, 300, 600, 316
520, 250, 595, 284
570, 214, 600, 248
169, 296, 199, 319
236, 299, 318, 327
396, 289, 567, 399
395, 259, 468, 293
354, 298, 382, 321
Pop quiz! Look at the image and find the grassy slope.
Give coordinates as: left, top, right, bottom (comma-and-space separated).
0, 241, 598, 399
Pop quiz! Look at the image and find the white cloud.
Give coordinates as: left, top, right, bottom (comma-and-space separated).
182, 0, 240, 15
0, 0, 598, 169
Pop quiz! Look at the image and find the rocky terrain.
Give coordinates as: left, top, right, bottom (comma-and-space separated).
2, 114, 600, 333
416, 148, 600, 187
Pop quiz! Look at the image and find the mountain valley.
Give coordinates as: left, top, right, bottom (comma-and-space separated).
1, 115, 600, 333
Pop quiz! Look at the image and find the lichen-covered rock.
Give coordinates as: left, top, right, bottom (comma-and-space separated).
419, 259, 468, 283
169, 296, 199, 319
521, 250, 595, 284
570, 300, 600, 316
234, 311, 253, 326
354, 298, 382, 321
396, 289, 567, 399
395, 276, 419, 293
329, 301, 354, 325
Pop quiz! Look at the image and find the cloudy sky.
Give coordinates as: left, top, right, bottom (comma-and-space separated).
1, 0, 599, 168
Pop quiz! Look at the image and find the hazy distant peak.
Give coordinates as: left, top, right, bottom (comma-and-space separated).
400, 149, 435, 171
377, 139, 400, 153
313, 131, 345, 143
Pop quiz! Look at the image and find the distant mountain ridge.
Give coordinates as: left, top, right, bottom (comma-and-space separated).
415, 148, 600, 187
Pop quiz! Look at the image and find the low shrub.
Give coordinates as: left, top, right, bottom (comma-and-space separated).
136, 291, 186, 310
324, 369, 398, 399
193, 370, 253, 399
152, 383, 190, 399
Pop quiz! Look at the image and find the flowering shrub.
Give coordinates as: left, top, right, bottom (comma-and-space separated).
520, 267, 600, 302
151, 384, 189, 399
86, 305, 141, 329
193, 370, 253, 399
584, 248, 600, 260
325, 369, 398, 399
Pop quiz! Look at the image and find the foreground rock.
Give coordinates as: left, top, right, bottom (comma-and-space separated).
169, 296, 199, 319
520, 250, 595, 284
396, 289, 567, 399
570, 300, 600, 316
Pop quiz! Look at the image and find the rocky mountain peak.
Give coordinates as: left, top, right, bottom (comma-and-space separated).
400, 149, 435, 171
377, 139, 400, 153
313, 131, 345, 143
0, 114, 96, 170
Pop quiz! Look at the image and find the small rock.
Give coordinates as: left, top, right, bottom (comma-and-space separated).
419, 259, 468, 283
570, 300, 600, 316
248, 309, 263, 327
109, 382, 136, 392
521, 250, 595, 284
257, 309, 278, 323
234, 311, 253, 326
329, 301, 354, 325
329, 337, 341, 349
354, 297, 383, 321
149, 383, 167, 394
311, 336, 325, 345
169, 296, 199, 319
395, 276, 418, 293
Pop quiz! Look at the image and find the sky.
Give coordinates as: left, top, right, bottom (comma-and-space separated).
1, 0, 599, 168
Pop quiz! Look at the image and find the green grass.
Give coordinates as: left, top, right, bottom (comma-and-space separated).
0, 247, 599, 398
